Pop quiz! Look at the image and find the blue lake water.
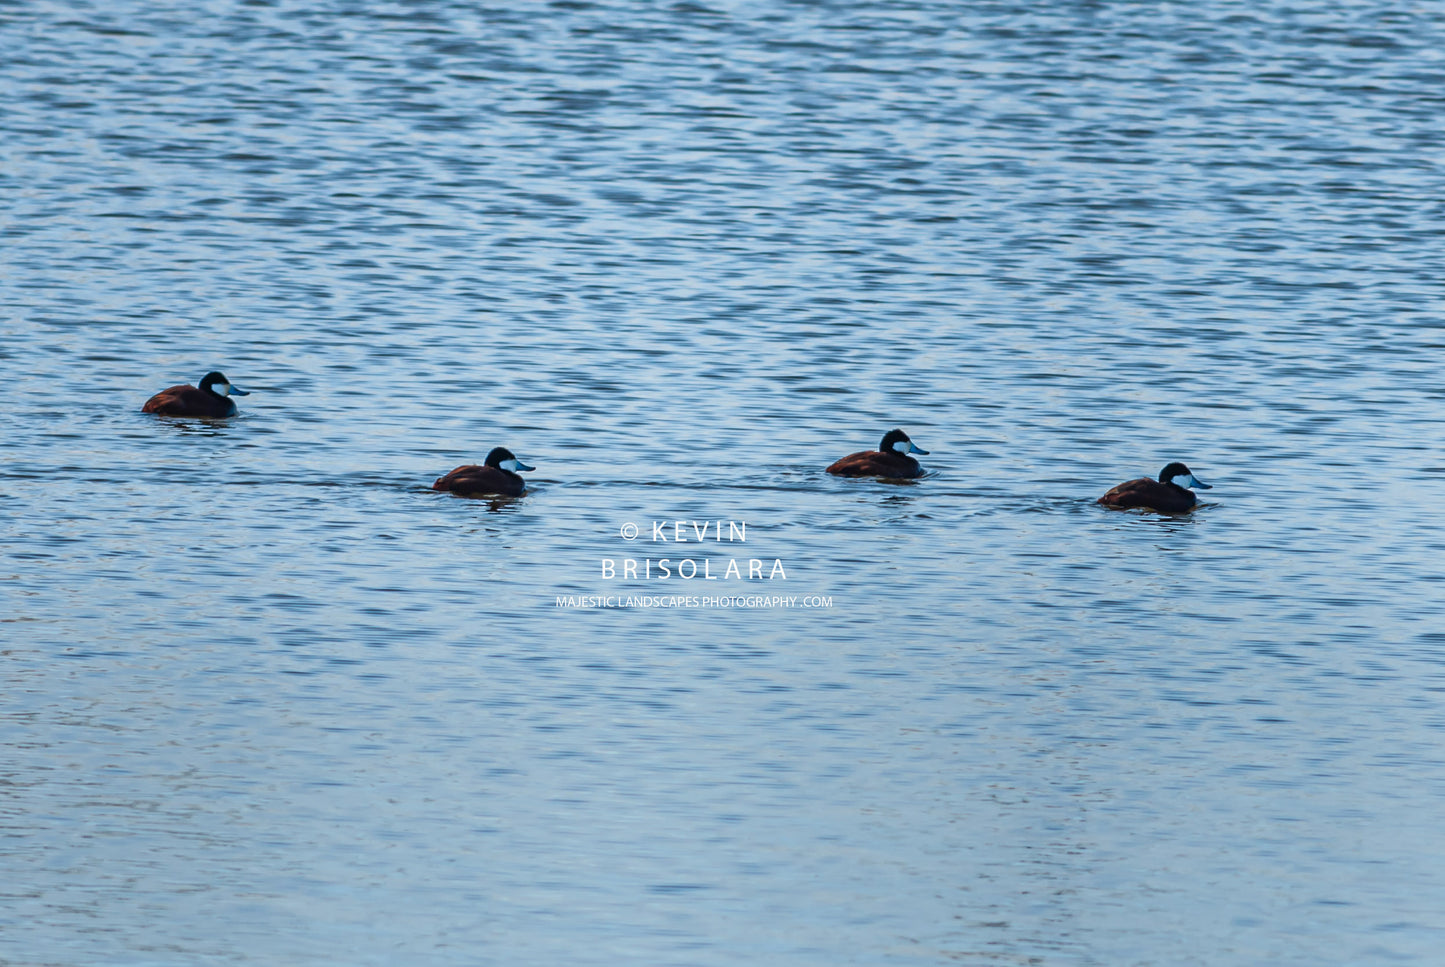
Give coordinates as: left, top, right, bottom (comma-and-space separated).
4, 1, 1445, 963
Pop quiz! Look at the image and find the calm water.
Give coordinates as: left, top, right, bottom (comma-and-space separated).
4, 1, 1445, 963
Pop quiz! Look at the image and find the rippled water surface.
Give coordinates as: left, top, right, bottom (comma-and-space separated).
4, 1, 1445, 963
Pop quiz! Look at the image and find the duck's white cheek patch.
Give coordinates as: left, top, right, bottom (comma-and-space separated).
892, 440, 910, 453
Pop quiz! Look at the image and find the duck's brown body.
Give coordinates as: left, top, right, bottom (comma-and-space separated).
433, 447, 533, 497
1097, 477, 1199, 514
826, 428, 928, 479
432, 464, 526, 497
825, 450, 924, 479
1099, 462, 1212, 514
143, 371, 247, 418
142, 384, 237, 417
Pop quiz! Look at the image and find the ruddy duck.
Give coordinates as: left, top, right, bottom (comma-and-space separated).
1098, 462, 1212, 514
142, 371, 250, 417
433, 447, 535, 497
825, 429, 929, 479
